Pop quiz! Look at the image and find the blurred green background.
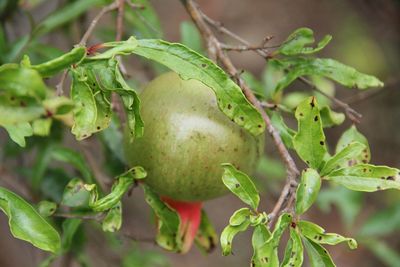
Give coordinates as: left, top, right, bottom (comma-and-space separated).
0, 0, 399, 266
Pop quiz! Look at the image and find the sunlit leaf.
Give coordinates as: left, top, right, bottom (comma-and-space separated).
251, 224, 271, 267
327, 164, 400, 192
321, 142, 366, 176
142, 185, 181, 252
298, 220, 357, 249
32, 46, 86, 77
273, 57, 384, 94
295, 168, 321, 215
319, 106, 345, 128
229, 208, 251, 226
281, 228, 304, 267
279, 27, 332, 56
335, 125, 370, 164
132, 39, 265, 136
102, 201, 122, 232
37, 200, 57, 217
221, 163, 260, 210
61, 178, 91, 207
252, 213, 292, 266
220, 221, 250, 256
0, 187, 61, 253
293, 97, 327, 169
3, 122, 33, 147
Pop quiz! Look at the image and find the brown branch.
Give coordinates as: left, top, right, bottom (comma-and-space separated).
298, 76, 362, 123
200, 7, 362, 124
181, 0, 300, 225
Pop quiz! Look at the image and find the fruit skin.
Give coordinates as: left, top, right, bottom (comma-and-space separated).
125, 72, 263, 202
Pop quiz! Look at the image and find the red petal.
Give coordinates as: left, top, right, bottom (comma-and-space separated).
161, 197, 202, 253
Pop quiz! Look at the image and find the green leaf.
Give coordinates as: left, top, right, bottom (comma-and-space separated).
0, 187, 61, 253
303, 237, 335, 267
61, 178, 91, 207
241, 71, 265, 99
252, 213, 292, 267
220, 221, 250, 256
279, 27, 332, 56
70, 72, 99, 140
102, 201, 122, 232
298, 220, 357, 249
359, 204, 400, 237
37, 200, 57, 217
142, 185, 180, 251
295, 168, 321, 215
293, 97, 327, 169
221, 163, 260, 210
87, 37, 138, 60
114, 63, 144, 140
132, 39, 265, 136
321, 142, 366, 176
319, 106, 345, 128
273, 57, 384, 94
180, 21, 204, 55
91, 175, 135, 212
251, 224, 271, 267
33, 0, 107, 37
327, 164, 400, 192
32, 118, 52, 136
3, 122, 33, 147
229, 207, 251, 226
32, 46, 86, 77
270, 112, 296, 149
0, 64, 47, 99
335, 125, 370, 164
0, 94, 44, 125
281, 228, 304, 267
194, 210, 218, 253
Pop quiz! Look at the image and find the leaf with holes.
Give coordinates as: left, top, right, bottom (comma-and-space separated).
298, 220, 357, 249
251, 224, 271, 267
132, 39, 265, 136
335, 125, 370, 165
293, 97, 327, 169
102, 201, 122, 232
327, 164, 400, 192
142, 185, 181, 252
220, 221, 250, 256
221, 163, 260, 210
296, 168, 321, 215
319, 106, 345, 128
273, 57, 384, 94
321, 142, 366, 176
252, 213, 292, 266
281, 228, 304, 267
278, 27, 332, 56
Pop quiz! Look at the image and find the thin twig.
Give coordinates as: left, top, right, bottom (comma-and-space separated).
181, 0, 300, 226
79, 2, 119, 46
53, 212, 105, 221
298, 76, 362, 123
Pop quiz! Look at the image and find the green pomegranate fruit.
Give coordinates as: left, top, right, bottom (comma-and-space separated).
124, 72, 263, 202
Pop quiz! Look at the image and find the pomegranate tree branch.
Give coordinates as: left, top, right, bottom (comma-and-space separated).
180, 0, 300, 224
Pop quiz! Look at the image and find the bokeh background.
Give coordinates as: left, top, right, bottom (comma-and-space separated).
0, 0, 399, 266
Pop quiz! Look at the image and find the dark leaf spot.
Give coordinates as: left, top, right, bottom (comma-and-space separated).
320, 141, 324, 145
314, 116, 319, 122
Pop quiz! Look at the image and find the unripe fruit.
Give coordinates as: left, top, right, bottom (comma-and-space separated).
125, 72, 263, 202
